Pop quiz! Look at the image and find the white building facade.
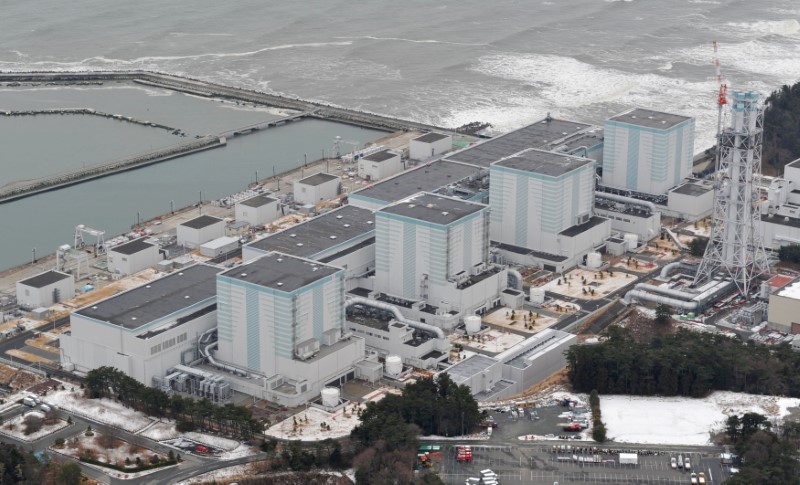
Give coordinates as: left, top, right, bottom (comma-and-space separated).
16, 270, 75, 309
358, 149, 403, 181
177, 215, 226, 249
602, 108, 695, 195
293, 173, 340, 206
107, 238, 160, 276
59, 264, 220, 385
215, 253, 364, 406
235, 195, 280, 227
410, 132, 453, 161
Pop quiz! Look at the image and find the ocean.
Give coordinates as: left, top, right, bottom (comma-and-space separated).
0, 0, 798, 271
2, 0, 798, 151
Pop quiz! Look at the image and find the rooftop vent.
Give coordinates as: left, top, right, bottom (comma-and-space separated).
336, 215, 343, 219
277, 282, 284, 287
240, 273, 247, 277
330, 235, 337, 239
297, 243, 304, 247
344, 224, 351, 228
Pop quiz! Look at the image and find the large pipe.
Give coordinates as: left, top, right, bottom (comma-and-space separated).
659, 262, 682, 280
595, 191, 657, 212
204, 341, 254, 378
346, 296, 445, 339
507, 268, 524, 291
627, 283, 698, 302
624, 290, 699, 310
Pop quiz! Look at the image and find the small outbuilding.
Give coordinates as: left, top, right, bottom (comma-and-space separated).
200, 236, 240, 258
107, 237, 160, 275
16, 270, 75, 309
293, 172, 340, 205
409, 132, 452, 161
357, 149, 402, 181
177, 215, 225, 249
235, 194, 280, 227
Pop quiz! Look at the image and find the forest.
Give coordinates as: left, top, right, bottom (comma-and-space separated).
566, 326, 800, 397
763, 80, 800, 174
350, 373, 479, 484
85, 366, 261, 439
0, 443, 81, 484
724, 413, 800, 484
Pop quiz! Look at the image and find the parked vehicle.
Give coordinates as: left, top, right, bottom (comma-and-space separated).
670, 457, 677, 469
39, 404, 51, 413
677, 454, 684, 469
22, 397, 36, 407
619, 453, 638, 466
685, 456, 692, 470
690, 472, 698, 485
698, 472, 706, 484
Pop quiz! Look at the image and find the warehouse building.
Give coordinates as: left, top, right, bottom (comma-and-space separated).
665, 180, 714, 221
373, 193, 507, 329
243, 205, 375, 288
357, 149, 403, 181
16, 270, 75, 309
349, 159, 485, 210
235, 194, 281, 227
107, 238, 160, 276
441, 329, 576, 401
177, 215, 225, 249
489, 149, 610, 272
60, 264, 220, 384
409, 132, 453, 161
602, 108, 695, 196
768, 277, 800, 334
215, 253, 365, 406
293, 172, 340, 206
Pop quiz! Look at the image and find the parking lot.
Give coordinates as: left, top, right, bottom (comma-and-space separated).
437, 445, 732, 485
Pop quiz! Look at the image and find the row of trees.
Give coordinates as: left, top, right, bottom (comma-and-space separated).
566, 326, 800, 397
85, 366, 261, 439
0, 442, 82, 484
724, 413, 800, 484
778, 244, 800, 264
351, 373, 477, 484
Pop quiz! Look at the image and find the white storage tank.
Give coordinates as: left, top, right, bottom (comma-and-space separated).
321, 387, 340, 407
624, 233, 639, 251
385, 355, 403, 377
529, 287, 546, 305
464, 315, 481, 335
586, 252, 602, 269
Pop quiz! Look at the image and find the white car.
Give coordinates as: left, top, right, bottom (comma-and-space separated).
670, 457, 677, 469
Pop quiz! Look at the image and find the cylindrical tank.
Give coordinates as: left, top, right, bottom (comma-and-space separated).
464, 315, 481, 335
624, 233, 639, 251
385, 355, 403, 377
586, 252, 602, 269
529, 287, 546, 305
321, 387, 340, 407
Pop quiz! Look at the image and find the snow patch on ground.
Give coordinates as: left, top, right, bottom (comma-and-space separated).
602, 392, 800, 445
175, 463, 252, 485
0, 411, 70, 441
140, 421, 180, 441
183, 431, 240, 451
46, 388, 153, 432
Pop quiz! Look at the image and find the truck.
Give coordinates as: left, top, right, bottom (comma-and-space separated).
22, 397, 36, 407
619, 453, 638, 466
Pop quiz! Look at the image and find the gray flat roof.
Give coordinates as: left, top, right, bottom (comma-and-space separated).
414, 132, 450, 144
111, 237, 156, 256
787, 158, 800, 169
494, 149, 593, 177
221, 253, 339, 292
19, 270, 71, 289
239, 194, 277, 208
445, 118, 593, 167
246, 205, 374, 258
559, 216, 608, 237
609, 108, 691, 129
671, 182, 712, 197
74, 264, 220, 329
445, 354, 499, 382
298, 172, 339, 186
351, 160, 481, 205
362, 149, 397, 163
180, 215, 223, 230
380, 193, 485, 225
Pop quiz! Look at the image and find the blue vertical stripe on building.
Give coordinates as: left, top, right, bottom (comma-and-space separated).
674, 128, 684, 187
626, 128, 640, 190
402, 222, 416, 298
514, 176, 528, 246
245, 287, 260, 371
313, 286, 324, 341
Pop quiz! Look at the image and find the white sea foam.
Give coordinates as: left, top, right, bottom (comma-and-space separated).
725, 19, 800, 38
335, 35, 486, 47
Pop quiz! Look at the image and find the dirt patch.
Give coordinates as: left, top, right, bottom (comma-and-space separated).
615, 309, 676, 342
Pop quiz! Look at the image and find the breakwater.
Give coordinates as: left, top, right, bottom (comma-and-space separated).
1, 108, 186, 135
0, 70, 450, 203
0, 70, 449, 133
